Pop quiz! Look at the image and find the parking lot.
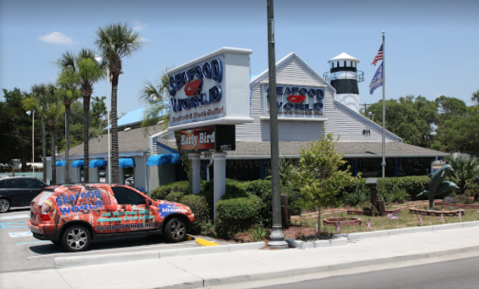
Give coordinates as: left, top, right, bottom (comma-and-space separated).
0, 208, 202, 273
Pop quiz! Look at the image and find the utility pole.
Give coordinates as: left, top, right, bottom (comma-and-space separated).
267, 0, 288, 249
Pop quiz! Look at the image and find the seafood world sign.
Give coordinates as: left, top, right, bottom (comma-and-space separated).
262, 84, 326, 119
167, 47, 253, 128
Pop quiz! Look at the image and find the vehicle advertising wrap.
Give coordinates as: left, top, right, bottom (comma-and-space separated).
28, 184, 194, 239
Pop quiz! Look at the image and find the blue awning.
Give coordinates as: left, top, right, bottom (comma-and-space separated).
72, 160, 84, 168
55, 160, 65, 167
119, 158, 135, 168
146, 154, 181, 166
89, 159, 106, 168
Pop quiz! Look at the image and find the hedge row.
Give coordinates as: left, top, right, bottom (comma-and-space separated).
151, 175, 430, 238
342, 176, 430, 207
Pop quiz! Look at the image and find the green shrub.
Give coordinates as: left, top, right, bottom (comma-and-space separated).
150, 181, 190, 199
150, 180, 208, 200
164, 192, 185, 203
179, 194, 210, 234
343, 179, 370, 207
215, 195, 262, 238
377, 176, 430, 202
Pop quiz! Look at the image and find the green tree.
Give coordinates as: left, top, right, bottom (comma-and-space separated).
369, 96, 439, 148
23, 84, 52, 181
45, 84, 64, 185
140, 72, 170, 128
55, 70, 81, 183
471, 89, 479, 106
436, 106, 479, 156
57, 49, 106, 182
0, 88, 32, 171
291, 133, 355, 236
95, 23, 143, 183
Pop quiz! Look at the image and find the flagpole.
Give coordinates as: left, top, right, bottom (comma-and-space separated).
381, 31, 386, 178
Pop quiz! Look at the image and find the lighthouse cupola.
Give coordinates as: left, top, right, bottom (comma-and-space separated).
323, 52, 364, 113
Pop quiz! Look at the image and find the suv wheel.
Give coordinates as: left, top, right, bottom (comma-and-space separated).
164, 217, 187, 243
61, 226, 91, 252
0, 199, 10, 213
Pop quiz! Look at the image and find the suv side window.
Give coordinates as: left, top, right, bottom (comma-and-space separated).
111, 187, 146, 205
0, 180, 4, 188
24, 179, 44, 188
5, 179, 26, 188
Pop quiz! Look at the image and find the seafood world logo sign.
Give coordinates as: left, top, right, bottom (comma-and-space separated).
169, 56, 225, 126
262, 85, 326, 119
167, 47, 254, 128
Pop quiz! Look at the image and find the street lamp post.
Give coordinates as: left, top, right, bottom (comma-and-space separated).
26, 110, 35, 175
267, 0, 288, 249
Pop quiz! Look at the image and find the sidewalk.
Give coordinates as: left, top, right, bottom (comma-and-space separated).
2, 222, 479, 289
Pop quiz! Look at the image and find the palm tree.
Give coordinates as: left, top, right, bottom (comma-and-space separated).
55, 70, 81, 183
57, 49, 106, 183
139, 72, 170, 128
472, 89, 479, 106
43, 84, 63, 185
446, 154, 479, 198
95, 23, 143, 184
23, 84, 51, 183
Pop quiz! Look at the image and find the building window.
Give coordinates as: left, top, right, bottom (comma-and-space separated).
344, 61, 347, 67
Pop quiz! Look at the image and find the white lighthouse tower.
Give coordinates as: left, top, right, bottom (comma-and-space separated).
323, 52, 364, 113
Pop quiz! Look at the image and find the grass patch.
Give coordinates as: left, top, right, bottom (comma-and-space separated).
292, 208, 479, 234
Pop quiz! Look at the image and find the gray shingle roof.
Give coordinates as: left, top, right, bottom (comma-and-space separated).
161, 140, 449, 159
58, 125, 165, 158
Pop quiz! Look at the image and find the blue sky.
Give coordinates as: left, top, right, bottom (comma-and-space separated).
1, 0, 478, 115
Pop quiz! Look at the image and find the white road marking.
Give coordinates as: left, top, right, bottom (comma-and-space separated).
0, 214, 29, 220
9, 231, 33, 238
27, 241, 197, 259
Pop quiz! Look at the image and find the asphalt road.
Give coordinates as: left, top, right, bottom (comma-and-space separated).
0, 208, 202, 273
255, 255, 479, 289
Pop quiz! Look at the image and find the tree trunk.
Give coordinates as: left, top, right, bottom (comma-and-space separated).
317, 206, 321, 239
111, 75, 120, 184
42, 117, 47, 183
83, 96, 90, 183
49, 121, 56, 185
65, 104, 71, 183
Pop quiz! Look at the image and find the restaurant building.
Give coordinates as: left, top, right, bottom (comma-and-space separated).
46, 50, 448, 192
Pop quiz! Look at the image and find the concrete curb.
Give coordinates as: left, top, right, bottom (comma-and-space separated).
54, 242, 266, 269
194, 244, 479, 289
346, 220, 479, 240
286, 237, 348, 250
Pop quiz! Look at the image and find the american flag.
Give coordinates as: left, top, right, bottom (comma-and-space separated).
440, 211, 444, 223
335, 221, 340, 233
371, 44, 383, 66
367, 218, 371, 230
387, 212, 398, 220
419, 213, 423, 225
459, 210, 462, 221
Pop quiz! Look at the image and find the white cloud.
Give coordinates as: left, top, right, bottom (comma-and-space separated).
138, 36, 150, 43
38, 32, 77, 45
133, 20, 148, 31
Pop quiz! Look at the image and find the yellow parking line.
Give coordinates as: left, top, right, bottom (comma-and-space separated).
196, 238, 220, 246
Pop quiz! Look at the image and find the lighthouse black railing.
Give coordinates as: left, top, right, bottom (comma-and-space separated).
323, 71, 364, 82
